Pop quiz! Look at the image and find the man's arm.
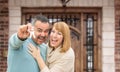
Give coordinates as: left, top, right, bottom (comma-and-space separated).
9, 24, 31, 49
9, 33, 25, 49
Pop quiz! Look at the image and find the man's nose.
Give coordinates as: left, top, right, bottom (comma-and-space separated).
40, 31, 45, 36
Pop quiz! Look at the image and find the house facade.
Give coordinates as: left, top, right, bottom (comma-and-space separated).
0, 0, 120, 72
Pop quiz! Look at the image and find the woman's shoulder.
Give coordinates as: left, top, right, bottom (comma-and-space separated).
63, 48, 75, 59
67, 48, 74, 54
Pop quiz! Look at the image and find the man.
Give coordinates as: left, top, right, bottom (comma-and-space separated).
7, 15, 50, 72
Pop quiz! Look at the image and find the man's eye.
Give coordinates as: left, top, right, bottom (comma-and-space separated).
37, 29, 42, 32
44, 30, 49, 33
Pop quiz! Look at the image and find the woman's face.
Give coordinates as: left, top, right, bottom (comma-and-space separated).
50, 27, 63, 48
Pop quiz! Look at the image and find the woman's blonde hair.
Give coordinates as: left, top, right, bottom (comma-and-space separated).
49, 21, 71, 53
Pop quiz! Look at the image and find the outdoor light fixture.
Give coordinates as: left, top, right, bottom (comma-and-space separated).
60, 0, 71, 7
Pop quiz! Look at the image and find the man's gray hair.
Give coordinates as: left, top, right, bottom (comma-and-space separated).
31, 14, 49, 25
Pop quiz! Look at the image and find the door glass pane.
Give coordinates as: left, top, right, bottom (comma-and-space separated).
86, 15, 94, 72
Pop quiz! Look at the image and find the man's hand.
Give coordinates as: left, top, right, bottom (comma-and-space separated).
17, 24, 32, 41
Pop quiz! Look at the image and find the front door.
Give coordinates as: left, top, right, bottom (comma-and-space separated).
22, 7, 102, 72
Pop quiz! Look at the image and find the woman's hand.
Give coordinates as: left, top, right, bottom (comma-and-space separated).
28, 43, 41, 60
28, 43, 46, 70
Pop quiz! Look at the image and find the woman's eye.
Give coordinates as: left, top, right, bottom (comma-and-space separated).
58, 32, 62, 35
51, 30, 55, 33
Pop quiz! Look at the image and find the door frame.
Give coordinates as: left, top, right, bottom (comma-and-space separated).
22, 7, 102, 72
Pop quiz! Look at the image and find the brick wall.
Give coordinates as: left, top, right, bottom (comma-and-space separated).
115, 0, 120, 72
0, 0, 8, 72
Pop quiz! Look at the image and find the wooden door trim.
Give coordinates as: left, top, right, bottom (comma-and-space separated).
22, 7, 101, 14
22, 7, 102, 72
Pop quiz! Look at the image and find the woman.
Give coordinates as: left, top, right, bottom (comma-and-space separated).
28, 21, 75, 72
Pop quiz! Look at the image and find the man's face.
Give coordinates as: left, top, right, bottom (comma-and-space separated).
32, 20, 49, 44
